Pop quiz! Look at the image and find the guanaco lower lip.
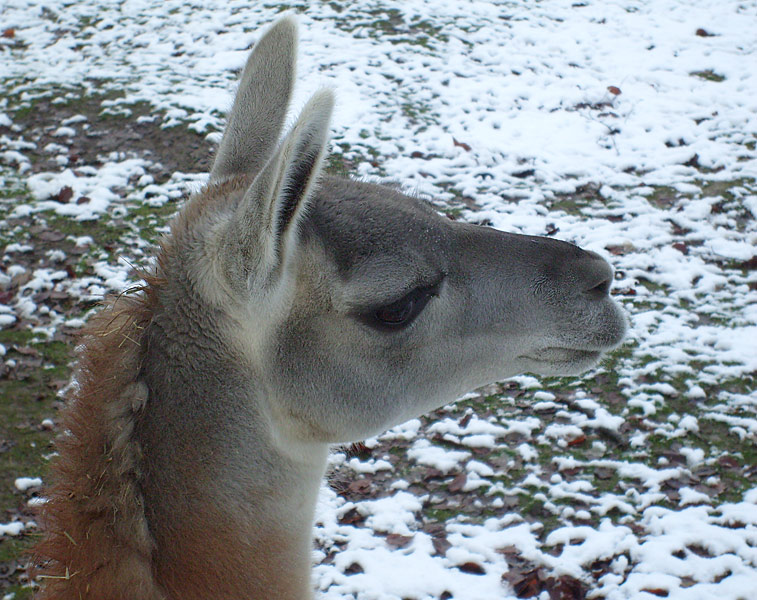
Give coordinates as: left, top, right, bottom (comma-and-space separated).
520, 347, 602, 364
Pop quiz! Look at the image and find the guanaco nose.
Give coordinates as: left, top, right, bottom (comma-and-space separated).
517, 235, 614, 300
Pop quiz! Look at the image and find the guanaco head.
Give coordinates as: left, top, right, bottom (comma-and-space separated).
159, 16, 626, 444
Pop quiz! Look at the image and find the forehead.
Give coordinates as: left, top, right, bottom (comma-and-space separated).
302, 176, 451, 278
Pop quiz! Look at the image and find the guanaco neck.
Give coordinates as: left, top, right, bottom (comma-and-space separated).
136, 290, 329, 600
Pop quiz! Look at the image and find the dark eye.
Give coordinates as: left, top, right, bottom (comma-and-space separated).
364, 284, 438, 331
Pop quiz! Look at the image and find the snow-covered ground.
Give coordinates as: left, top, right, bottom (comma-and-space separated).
1, 1, 755, 599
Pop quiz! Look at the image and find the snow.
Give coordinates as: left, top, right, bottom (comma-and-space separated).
0, 522, 24, 537
14, 477, 42, 492
0, 0, 755, 598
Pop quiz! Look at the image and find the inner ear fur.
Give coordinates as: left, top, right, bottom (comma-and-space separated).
229, 89, 335, 287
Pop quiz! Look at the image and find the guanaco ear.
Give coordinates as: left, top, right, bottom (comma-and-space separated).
228, 89, 334, 288
210, 16, 298, 182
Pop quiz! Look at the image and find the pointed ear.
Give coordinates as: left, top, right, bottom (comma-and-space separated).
210, 16, 298, 182
229, 89, 335, 287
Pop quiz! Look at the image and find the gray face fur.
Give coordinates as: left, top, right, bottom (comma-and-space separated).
176, 16, 626, 446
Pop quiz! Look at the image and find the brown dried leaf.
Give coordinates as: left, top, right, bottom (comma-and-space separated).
718, 455, 740, 470
338, 507, 365, 525
453, 137, 472, 152
56, 186, 74, 204
641, 589, 669, 597
739, 256, 757, 270
672, 242, 689, 255
546, 575, 587, 599
1, 28, 14, 39
448, 472, 467, 493
605, 242, 635, 255
432, 535, 451, 556
347, 479, 372, 495
385, 533, 414, 548
344, 562, 364, 575
567, 434, 587, 447
607, 85, 621, 95
458, 562, 485, 575
505, 567, 544, 598
497, 545, 520, 558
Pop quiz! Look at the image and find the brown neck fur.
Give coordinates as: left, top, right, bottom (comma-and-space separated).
31, 279, 166, 600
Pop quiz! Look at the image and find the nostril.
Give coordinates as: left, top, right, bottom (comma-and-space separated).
586, 278, 611, 298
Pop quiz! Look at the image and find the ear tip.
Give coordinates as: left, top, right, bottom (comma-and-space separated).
269, 14, 299, 38
302, 89, 335, 122
312, 88, 336, 111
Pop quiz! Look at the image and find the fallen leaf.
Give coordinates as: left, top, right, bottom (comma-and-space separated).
504, 567, 544, 598
432, 535, 451, 556
344, 562, 363, 575
739, 256, 757, 270
337, 507, 365, 525
641, 589, 669, 597
546, 575, 587, 599
497, 545, 520, 558
453, 137, 472, 152
607, 85, 621, 95
1, 28, 14, 39
56, 186, 74, 204
512, 168, 535, 179
718, 455, 740, 469
448, 472, 467, 493
458, 562, 485, 575
347, 479, 371, 495
385, 533, 413, 548
606, 242, 635, 255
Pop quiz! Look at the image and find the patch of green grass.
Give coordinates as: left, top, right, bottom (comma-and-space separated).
690, 70, 726, 82
42, 212, 124, 253
0, 333, 74, 593
546, 183, 607, 215
0, 582, 34, 600
423, 506, 461, 523
644, 185, 682, 209
0, 329, 37, 346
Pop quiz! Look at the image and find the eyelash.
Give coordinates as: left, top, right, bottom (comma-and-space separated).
362, 284, 440, 331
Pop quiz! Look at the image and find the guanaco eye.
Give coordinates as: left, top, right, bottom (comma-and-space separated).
363, 284, 439, 331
